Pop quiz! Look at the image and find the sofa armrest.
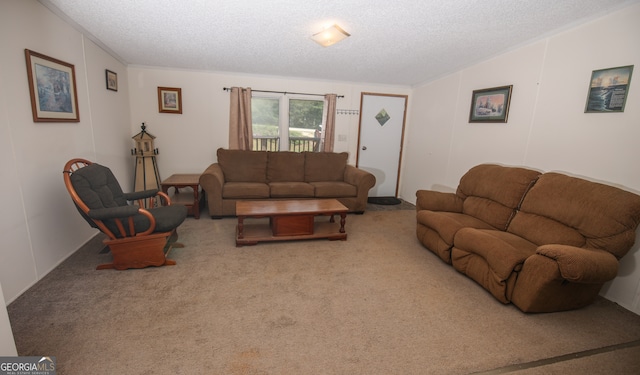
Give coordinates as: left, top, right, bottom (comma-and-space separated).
344, 165, 376, 211
199, 163, 225, 217
536, 244, 619, 283
415, 190, 463, 212
344, 165, 375, 187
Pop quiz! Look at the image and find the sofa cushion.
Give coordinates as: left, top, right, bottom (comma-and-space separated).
509, 172, 640, 258
217, 148, 268, 183
269, 182, 315, 198
507, 211, 585, 248
454, 228, 538, 280
452, 228, 538, 303
222, 182, 270, 199
267, 152, 305, 182
304, 152, 348, 182
457, 164, 541, 230
416, 211, 495, 246
311, 181, 357, 198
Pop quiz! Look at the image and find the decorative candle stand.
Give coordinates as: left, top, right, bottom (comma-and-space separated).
131, 123, 161, 207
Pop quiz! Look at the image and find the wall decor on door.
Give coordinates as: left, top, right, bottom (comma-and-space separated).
584, 65, 633, 113
375, 109, 390, 126
469, 85, 513, 123
158, 87, 182, 114
24, 49, 80, 122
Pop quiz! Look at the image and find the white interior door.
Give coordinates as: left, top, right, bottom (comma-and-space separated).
357, 93, 407, 197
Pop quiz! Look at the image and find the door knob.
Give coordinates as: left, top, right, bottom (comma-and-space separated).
362, 146, 367, 150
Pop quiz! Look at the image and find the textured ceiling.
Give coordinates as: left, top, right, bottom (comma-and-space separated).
41, 0, 637, 86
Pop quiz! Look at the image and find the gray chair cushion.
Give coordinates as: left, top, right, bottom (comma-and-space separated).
70, 163, 187, 237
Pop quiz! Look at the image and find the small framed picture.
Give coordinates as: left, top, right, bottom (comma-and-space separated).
106, 70, 117, 91
584, 65, 633, 113
469, 85, 513, 123
24, 49, 80, 122
158, 87, 182, 114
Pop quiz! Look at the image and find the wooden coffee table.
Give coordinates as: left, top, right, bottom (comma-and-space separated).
236, 199, 348, 246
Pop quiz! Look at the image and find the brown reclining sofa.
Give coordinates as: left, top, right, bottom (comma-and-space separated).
416, 164, 640, 313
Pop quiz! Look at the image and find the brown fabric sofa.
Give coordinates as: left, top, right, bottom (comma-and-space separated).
416, 164, 640, 313
200, 148, 376, 218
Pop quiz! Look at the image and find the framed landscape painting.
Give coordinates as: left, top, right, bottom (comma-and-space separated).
158, 87, 182, 114
469, 85, 513, 123
584, 65, 633, 113
24, 49, 80, 122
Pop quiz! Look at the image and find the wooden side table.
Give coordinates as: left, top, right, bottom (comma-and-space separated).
160, 174, 203, 219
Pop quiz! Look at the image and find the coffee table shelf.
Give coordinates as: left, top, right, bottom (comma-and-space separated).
235, 199, 348, 246
236, 219, 347, 246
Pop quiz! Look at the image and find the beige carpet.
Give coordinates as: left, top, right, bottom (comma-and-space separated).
7, 209, 640, 374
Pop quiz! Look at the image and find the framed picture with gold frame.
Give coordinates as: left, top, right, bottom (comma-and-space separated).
158, 87, 182, 114
24, 49, 80, 122
469, 85, 512, 123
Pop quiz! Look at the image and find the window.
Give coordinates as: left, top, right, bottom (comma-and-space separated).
251, 96, 280, 151
251, 94, 325, 152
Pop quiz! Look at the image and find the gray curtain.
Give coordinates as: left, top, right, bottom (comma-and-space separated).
323, 94, 337, 152
228, 87, 253, 150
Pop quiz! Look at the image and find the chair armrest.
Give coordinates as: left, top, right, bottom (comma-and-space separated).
123, 189, 159, 201
87, 206, 140, 221
536, 244, 619, 283
415, 190, 463, 212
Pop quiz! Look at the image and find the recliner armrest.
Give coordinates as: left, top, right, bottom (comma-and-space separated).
536, 244, 619, 283
415, 190, 463, 212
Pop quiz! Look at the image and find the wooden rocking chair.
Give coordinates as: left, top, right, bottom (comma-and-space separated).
63, 158, 188, 270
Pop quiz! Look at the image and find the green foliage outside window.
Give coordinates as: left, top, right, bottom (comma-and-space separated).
289, 99, 323, 130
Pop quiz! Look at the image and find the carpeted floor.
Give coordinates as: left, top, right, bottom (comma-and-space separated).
7, 208, 640, 374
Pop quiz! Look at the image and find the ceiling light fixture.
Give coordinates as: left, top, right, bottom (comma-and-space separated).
311, 24, 350, 47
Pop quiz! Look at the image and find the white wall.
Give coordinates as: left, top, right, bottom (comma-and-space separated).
402, 3, 640, 313
126, 67, 410, 178
0, 0, 132, 335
